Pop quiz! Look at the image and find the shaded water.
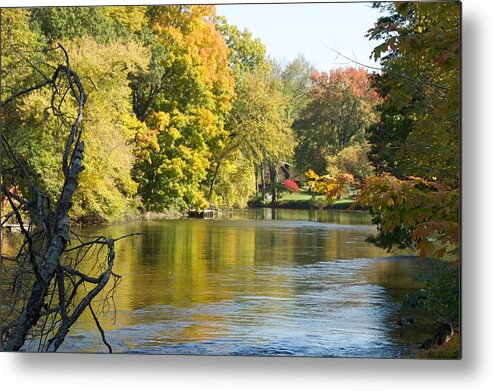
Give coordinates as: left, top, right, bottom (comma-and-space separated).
9, 208, 440, 356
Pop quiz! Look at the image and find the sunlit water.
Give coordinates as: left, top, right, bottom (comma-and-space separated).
11, 208, 441, 357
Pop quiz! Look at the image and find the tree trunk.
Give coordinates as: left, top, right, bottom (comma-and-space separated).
255, 165, 259, 197
208, 159, 222, 199
260, 162, 266, 201
3, 65, 87, 351
1, 50, 126, 353
269, 162, 278, 204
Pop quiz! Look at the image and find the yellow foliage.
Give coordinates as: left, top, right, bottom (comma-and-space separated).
306, 170, 355, 203
55, 37, 151, 221
102, 6, 147, 33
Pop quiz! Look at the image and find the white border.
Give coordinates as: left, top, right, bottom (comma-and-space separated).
2, 1, 492, 390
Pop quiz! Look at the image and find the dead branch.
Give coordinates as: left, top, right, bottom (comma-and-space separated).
1, 45, 130, 352
89, 303, 112, 353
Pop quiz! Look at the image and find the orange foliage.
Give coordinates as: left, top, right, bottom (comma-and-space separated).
355, 174, 459, 260
305, 169, 355, 203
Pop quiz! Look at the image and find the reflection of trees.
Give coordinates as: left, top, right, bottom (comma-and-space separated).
66, 214, 393, 345
363, 258, 440, 346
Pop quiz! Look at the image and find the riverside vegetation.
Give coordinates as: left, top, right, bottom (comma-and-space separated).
1, 3, 459, 356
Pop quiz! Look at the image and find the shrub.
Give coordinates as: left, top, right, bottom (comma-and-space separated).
283, 179, 300, 193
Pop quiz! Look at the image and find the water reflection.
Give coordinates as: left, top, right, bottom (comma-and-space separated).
7, 208, 438, 356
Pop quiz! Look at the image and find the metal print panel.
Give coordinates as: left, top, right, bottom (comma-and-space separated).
0, 1, 461, 358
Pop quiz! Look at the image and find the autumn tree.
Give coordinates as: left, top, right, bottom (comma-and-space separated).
293, 67, 380, 174
306, 3, 460, 262
130, 5, 235, 211
7, 8, 150, 223
0, 39, 134, 351
357, 2, 460, 254
366, 2, 460, 185
351, 3, 460, 340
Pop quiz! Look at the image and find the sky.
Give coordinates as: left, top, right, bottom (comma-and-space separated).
216, 2, 385, 72
3, 1, 386, 72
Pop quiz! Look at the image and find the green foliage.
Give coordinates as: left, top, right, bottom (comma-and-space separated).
366, 2, 460, 184
209, 151, 256, 208
62, 38, 150, 221
208, 70, 294, 207
280, 54, 315, 118
402, 265, 460, 325
1, 8, 45, 93
293, 67, 380, 174
133, 110, 212, 211
131, 5, 236, 211
228, 71, 293, 165
32, 6, 148, 43
355, 175, 459, 260
5, 34, 150, 223
215, 15, 269, 77
325, 143, 375, 181
205, 19, 277, 208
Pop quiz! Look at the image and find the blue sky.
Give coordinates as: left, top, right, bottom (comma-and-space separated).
5, 1, 385, 72
216, 2, 385, 72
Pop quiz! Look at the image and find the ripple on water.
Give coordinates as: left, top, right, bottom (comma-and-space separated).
58, 256, 437, 357
57, 211, 440, 358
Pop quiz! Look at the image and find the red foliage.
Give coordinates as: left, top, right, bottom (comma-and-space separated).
283, 179, 300, 193
310, 67, 380, 103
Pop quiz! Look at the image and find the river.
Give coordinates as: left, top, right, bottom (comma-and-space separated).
42, 208, 438, 357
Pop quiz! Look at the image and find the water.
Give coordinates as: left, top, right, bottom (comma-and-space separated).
30, 209, 440, 356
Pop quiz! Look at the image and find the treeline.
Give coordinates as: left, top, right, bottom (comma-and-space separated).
1, 5, 379, 223
308, 2, 460, 335
296, 2, 460, 343
309, 2, 460, 257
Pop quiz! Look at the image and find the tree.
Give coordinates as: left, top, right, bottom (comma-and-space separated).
280, 54, 315, 118
130, 5, 236, 211
1, 46, 132, 352
206, 18, 273, 207
293, 67, 380, 174
325, 143, 375, 181
214, 15, 268, 78
306, 2, 460, 262
66, 38, 150, 222
355, 2, 460, 253
366, 2, 460, 185
355, 175, 459, 260
350, 5, 460, 346
8, 36, 150, 223
209, 70, 294, 205
305, 170, 355, 204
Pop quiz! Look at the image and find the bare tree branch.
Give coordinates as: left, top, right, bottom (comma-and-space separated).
1, 45, 132, 352
329, 48, 450, 92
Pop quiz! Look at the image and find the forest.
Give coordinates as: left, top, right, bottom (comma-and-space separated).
1, 2, 460, 355
2, 4, 389, 222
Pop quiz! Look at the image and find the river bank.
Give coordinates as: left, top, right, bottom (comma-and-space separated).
69, 209, 184, 227
68, 195, 366, 227
248, 193, 367, 211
